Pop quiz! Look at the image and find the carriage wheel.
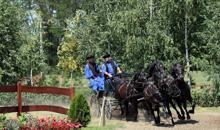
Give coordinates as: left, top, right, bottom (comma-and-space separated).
90, 94, 101, 117
105, 99, 112, 119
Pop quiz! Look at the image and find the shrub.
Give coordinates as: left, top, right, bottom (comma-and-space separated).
192, 88, 220, 107
68, 94, 91, 126
4, 119, 19, 130
0, 114, 6, 129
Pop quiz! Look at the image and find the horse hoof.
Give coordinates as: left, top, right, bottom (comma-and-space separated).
187, 115, 191, 120
181, 116, 185, 120
172, 121, 175, 126
188, 110, 194, 114
155, 121, 160, 125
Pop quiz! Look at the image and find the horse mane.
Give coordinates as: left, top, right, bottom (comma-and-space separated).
171, 63, 184, 77
146, 60, 161, 77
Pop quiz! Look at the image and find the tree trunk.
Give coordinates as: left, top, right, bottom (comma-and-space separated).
30, 68, 33, 86
184, 3, 191, 87
150, 0, 153, 20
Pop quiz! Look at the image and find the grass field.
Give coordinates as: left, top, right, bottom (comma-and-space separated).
191, 71, 212, 85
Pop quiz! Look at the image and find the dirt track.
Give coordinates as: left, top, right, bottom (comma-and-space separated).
4, 108, 220, 130
114, 111, 220, 130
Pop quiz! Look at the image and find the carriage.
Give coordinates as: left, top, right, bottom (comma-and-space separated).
89, 73, 133, 120
89, 91, 120, 119
88, 62, 195, 125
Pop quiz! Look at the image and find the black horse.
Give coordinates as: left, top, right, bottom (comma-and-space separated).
143, 81, 163, 124
132, 72, 163, 124
146, 60, 182, 125
171, 63, 195, 119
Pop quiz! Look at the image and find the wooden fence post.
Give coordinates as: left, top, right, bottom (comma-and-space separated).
69, 87, 75, 100
17, 82, 22, 116
99, 96, 106, 126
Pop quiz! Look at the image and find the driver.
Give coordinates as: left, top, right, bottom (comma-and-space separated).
101, 53, 122, 95
84, 54, 105, 96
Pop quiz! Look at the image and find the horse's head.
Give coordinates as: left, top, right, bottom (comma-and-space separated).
171, 63, 184, 81
163, 75, 181, 98
132, 72, 148, 90
143, 82, 162, 104
133, 72, 147, 82
152, 61, 166, 86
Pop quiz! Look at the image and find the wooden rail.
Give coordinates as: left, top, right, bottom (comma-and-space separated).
0, 82, 75, 116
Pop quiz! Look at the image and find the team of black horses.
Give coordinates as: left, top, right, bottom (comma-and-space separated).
111, 60, 195, 125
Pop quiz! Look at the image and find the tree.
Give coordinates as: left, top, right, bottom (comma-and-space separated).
199, 0, 220, 104
57, 10, 87, 73
69, 94, 91, 126
0, 0, 26, 84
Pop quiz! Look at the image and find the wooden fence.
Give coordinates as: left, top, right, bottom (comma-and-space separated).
0, 82, 75, 116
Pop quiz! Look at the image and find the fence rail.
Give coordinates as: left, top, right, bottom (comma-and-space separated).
0, 82, 75, 116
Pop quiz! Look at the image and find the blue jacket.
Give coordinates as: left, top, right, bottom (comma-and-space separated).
101, 60, 118, 77
84, 63, 105, 92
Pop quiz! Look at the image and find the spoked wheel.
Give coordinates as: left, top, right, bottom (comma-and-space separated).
105, 98, 112, 119
90, 94, 101, 117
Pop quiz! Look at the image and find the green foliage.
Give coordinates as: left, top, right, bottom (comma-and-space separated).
4, 119, 19, 130
0, 114, 6, 123
0, 114, 6, 129
57, 0, 220, 72
0, 93, 17, 106
0, 0, 26, 84
0, 0, 219, 107
57, 12, 83, 72
192, 88, 220, 107
68, 94, 91, 126
18, 113, 27, 127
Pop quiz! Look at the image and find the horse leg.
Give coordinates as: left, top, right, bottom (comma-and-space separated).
185, 82, 195, 114
155, 105, 161, 124
129, 99, 138, 121
124, 101, 129, 120
166, 101, 175, 125
170, 99, 182, 120
188, 102, 195, 114
143, 102, 151, 115
187, 93, 195, 114
176, 98, 185, 120
133, 101, 138, 121
120, 103, 124, 116
148, 103, 159, 124
183, 99, 191, 119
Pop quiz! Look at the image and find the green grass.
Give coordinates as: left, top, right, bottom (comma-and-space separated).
82, 124, 122, 130
81, 118, 124, 130
191, 71, 212, 85
195, 107, 220, 113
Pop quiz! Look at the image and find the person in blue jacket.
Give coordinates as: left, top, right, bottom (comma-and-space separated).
84, 54, 105, 94
101, 53, 122, 95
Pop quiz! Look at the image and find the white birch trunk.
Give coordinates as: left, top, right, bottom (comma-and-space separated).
184, 3, 191, 87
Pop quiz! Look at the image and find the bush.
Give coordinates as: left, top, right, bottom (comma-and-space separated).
192, 88, 220, 107
4, 119, 20, 130
0, 114, 6, 129
68, 94, 91, 126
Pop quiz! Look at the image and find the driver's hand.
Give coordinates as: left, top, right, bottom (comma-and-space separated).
108, 74, 113, 78
118, 68, 122, 74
